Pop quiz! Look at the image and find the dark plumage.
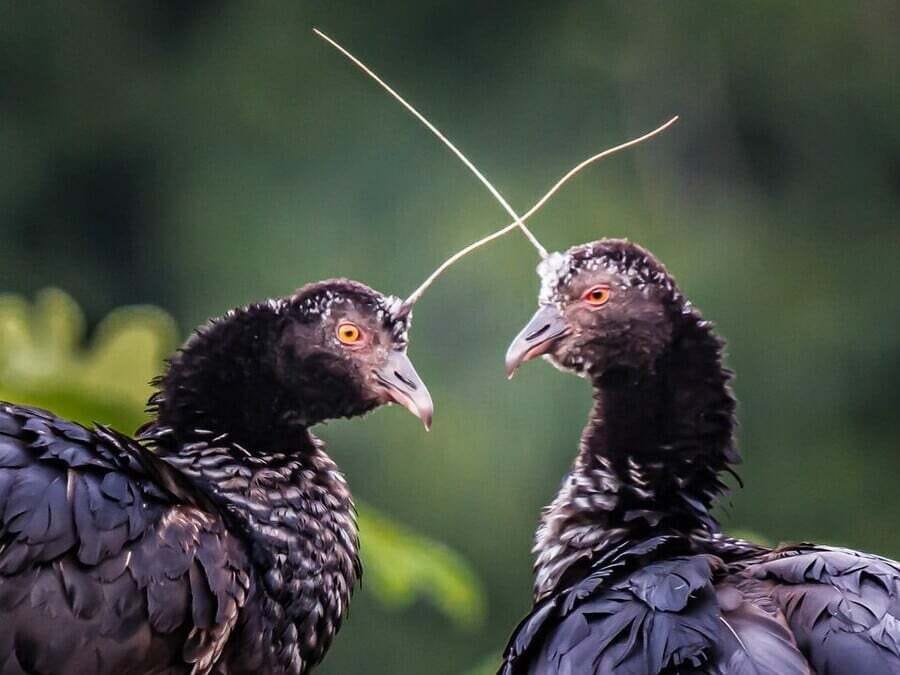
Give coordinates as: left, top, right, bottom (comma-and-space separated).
500, 239, 900, 674
0, 279, 432, 675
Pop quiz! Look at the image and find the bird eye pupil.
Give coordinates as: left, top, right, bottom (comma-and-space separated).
583, 286, 611, 305
336, 323, 362, 344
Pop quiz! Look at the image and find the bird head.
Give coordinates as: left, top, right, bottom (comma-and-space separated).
278, 279, 433, 429
153, 278, 433, 449
506, 239, 681, 379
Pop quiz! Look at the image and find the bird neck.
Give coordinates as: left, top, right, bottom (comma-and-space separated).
533, 311, 737, 599
153, 432, 360, 670
148, 302, 327, 453
140, 303, 363, 669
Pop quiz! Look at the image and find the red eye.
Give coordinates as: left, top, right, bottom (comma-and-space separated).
582, 285, 611, 306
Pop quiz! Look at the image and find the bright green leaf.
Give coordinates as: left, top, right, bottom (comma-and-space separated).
359, 504, 486, 630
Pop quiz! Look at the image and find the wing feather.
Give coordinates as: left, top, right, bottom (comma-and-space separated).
710, 584, 811, 675
0, 402, 250, 674
501, 551, 721, 674
750, 545, 900, 673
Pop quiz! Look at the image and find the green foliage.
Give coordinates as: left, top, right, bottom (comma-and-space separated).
0, 288, 484, 630
359, 505, 485, 629
0, 288, 176, 429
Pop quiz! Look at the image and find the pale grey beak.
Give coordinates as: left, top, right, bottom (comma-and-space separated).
505, 304, 570, 378
375, 350, 434, 430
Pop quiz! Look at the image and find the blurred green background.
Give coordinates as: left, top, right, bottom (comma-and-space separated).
1, 2, 899, 673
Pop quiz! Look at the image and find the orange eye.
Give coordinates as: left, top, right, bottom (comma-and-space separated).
336, 322, 363, 345
583, 285, 611, 306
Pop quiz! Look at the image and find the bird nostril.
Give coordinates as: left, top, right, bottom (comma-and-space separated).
526, 324, 551, 341
394, 371, 418, 390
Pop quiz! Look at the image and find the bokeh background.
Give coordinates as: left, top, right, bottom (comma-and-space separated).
1, 2, 899, 673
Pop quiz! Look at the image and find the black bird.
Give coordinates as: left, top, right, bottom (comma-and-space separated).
0, 279, 432, 675
500, 239, 900, 674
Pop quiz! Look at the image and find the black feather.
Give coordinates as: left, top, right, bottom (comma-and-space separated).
0, 278, 413, 674
500, 240, 900, 674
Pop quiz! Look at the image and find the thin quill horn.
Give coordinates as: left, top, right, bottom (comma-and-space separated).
313, 28, 548, 257
401, 116, 679, 306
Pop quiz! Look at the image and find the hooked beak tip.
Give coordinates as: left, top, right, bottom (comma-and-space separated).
504, 354, 521, 380
385, 388, 434, 431
412, 392, 434, 431
374, 350, 433, 432
391, 387, 433, 431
